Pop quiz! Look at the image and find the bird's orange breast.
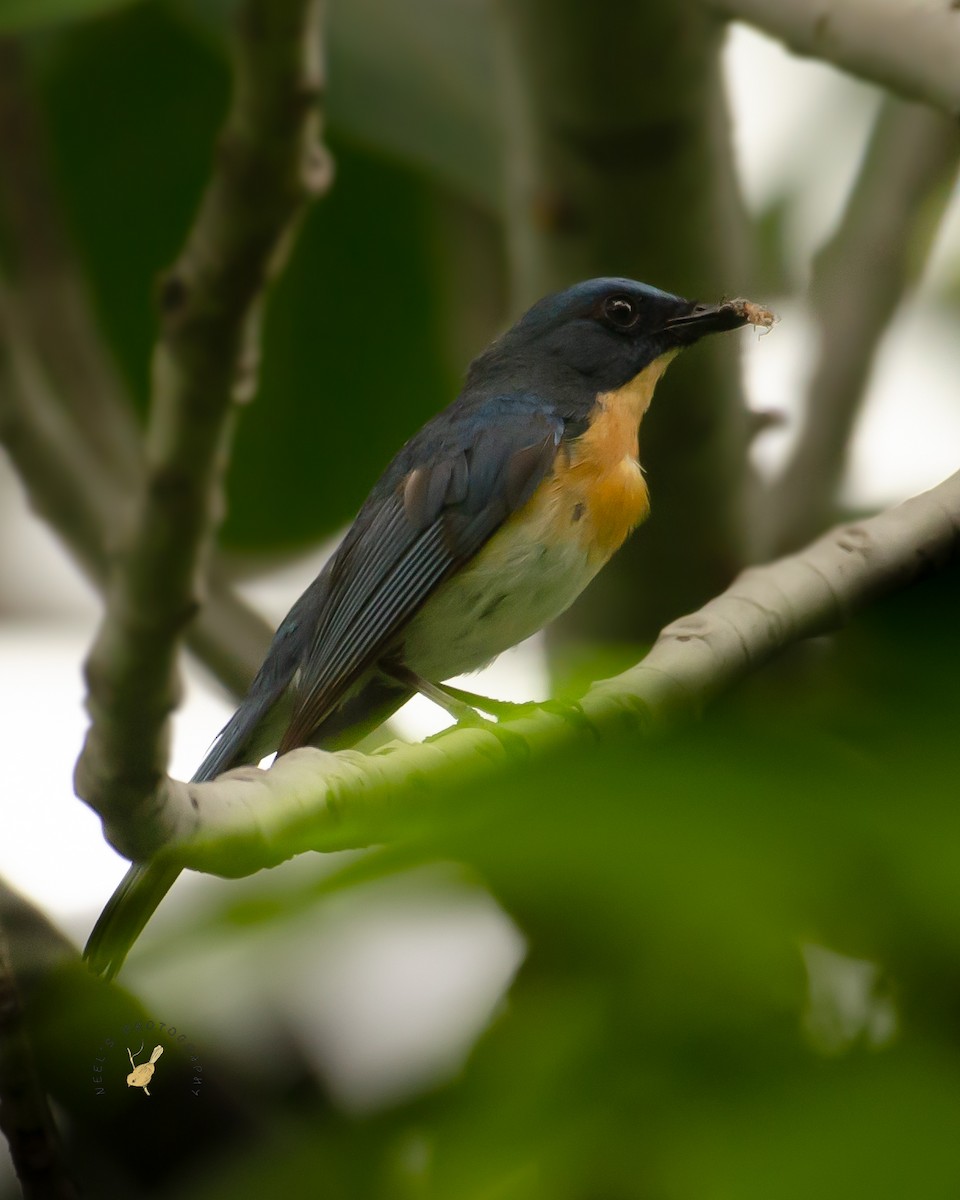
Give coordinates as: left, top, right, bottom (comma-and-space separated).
515, 351, 676, 565
401, 353, 677, 680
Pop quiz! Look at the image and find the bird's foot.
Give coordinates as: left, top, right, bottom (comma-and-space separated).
438, 703, 528, 758
538, 698, 597, 738
384, 665, 531, 758
439, 683, 538, 721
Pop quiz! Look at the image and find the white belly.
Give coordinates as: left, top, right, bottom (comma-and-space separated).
401, 523, 602, 681
400, 371, 660, 683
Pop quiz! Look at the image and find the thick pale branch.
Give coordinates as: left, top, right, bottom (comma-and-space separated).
93, 469, 960, 872
703, 0, 960, 117
752, 97, 960, 557
75, 0, 328, 820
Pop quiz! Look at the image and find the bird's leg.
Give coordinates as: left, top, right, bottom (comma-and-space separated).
383, 664, 533, 722
382, 664, 531, 757
385, 665, 590, 746
438, 683, 537, 720
383, 664, 489, 725
444, 685, 588, 738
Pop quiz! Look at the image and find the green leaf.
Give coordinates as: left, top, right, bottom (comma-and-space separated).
0, 0, 143, 33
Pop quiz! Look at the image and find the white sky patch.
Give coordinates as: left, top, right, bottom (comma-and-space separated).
843, 304, 960, 508
269, 875, 525, 1110
724, 22, 882, 278
0, 616, 234, 924
740, 300, 816, 479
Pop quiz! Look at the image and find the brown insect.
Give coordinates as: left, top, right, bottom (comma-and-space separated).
727, 297, 778, 332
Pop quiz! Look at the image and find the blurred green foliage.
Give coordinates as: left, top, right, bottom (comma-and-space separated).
34, 5, 229, 400
0, 0, 142, 33
215, 566, 960, 1200
17, 566, 959, 1198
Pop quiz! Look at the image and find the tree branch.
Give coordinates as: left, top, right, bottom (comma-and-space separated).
702, 0, 960, 117
0, 284, 121, 579
86, 468, 960, 871
0, 37, 140, 489
752, 96, 960, 557
0, 43, 276, 695
74, 0, 329, 820
0, 292, 273, 693
496, 0, 753, 638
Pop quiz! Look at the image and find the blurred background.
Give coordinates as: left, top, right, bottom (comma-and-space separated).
1, 1, 959, 1196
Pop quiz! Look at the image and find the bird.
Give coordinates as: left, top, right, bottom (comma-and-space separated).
84, 276, 763, 979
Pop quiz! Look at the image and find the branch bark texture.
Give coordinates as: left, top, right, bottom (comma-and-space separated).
88, 469, 960, 874
74, 0, 329, 824
703, 0, 960, 117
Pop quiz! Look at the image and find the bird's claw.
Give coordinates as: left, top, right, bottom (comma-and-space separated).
539, 698, 597, 738
452, 707, 529, 760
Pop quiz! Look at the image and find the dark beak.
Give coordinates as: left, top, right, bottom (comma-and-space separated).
663, 299, 751, 345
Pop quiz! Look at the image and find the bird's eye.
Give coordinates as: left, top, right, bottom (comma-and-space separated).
602, 295, 639, 329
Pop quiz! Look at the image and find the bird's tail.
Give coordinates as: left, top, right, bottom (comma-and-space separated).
83, 673, 411, 979
83, 639, 302, 980
83, 860, 182, 981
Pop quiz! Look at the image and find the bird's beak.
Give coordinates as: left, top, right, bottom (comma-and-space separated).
663, 299, 751, 345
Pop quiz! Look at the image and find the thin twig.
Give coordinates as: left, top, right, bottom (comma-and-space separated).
0, 288, 273, 691
74, 0, 329, 819
0, 44, 276, 694
0, 37, 140, 487
0, 284, 121, 578
85, 468, 960, 871
702, 0, 960, 117
752, 97, 960, 558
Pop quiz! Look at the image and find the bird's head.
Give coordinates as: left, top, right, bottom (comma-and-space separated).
467, 277, 758, 397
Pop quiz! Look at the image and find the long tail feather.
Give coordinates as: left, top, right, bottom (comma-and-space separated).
83, 861, 181, 981
83, 674, 409, 979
